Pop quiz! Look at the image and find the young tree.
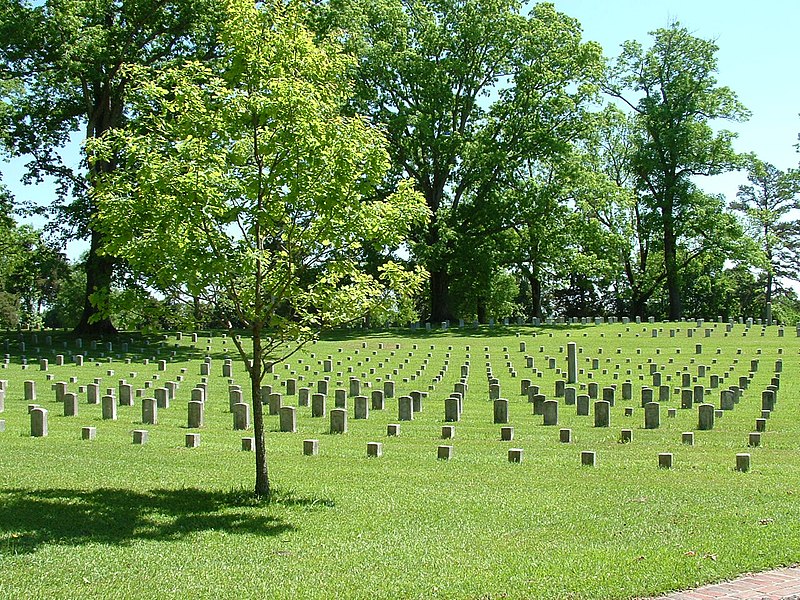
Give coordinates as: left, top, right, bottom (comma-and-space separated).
731, 155, 800, 313
605, 22, 749, 320
0, 0, 221, 333
88, 0, 428, 499
317, 0, 602, 321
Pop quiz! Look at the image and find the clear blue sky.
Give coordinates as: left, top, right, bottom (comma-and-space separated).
3, 0, 799, 259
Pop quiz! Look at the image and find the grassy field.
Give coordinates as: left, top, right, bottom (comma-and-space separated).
0, 321, 797, 599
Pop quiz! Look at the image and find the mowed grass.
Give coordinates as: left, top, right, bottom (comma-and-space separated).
0, 322, 797, 599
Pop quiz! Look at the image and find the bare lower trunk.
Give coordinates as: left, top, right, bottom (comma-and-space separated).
765, 270, 773, 307
528, 275, 542, 321
664, 214, 681, 321
430, 269, 455, 322
630, 291, 647, 319
74, 228, 117, 334
251, 331, 270, 500
476, 300, 487, 324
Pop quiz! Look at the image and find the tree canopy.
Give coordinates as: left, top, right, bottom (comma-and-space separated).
87, 0, 428, 498
2, 3, 799, 333
0, 0, 223, 333
604, 22, 750, 320
317, 0, 603, 321
731, 155, 800, 315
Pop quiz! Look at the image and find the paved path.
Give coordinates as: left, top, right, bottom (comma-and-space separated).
651, 566, 800, 599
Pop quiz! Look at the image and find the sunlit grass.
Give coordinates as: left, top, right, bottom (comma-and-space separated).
0, 322, 797, 599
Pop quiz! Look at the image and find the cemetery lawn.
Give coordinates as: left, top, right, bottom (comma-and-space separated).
0, 323, 798, 599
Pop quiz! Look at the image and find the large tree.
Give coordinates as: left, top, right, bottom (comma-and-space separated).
605, 22, 749, 320
88, 0, 428, 499
731, 155, 800, 313
0, 0, 221, 333
317, 0, 602, 321
581, 104, 749, 319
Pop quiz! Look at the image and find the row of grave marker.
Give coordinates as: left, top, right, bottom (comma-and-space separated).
21, 408, 758, 473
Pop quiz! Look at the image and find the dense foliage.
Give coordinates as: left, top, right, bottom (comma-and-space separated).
1, 1, 799, 328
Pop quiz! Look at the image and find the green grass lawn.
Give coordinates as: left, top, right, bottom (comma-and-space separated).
0, 321, 797, 599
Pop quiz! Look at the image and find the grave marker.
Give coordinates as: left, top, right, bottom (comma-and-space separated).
188, 401, 204, 428
269, 392, 283, 416
602, 386, 615, 406
508, 448, 523, 463
330, 408, 348, 433
54, 381, 67, 404
697, 403, 715, 430
354, 396, 369, 419
101, 395, 117, 420
30, 407, 48, 437
594, 400, 611, 427
437, 445, 454, 460
564, 386, 576, 405
761, 389, 775, 412
735, 453, 751, 472
63, 392, 78, 417
567, 342, 577, 383
543, 400, 558, 425
367, 442, 383, 458
154, 387, 168, 409
311, 393, 326, 417
644, 402, 660, 429
371, 390, 384, 410
279, 406, 297, 432
493, 398, 509, 424
680, 389, 693, 409
720, 389, 735, 410
233, 402, 250, 430
120, 383, 133, 406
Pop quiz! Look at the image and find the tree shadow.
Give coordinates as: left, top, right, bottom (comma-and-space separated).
316, 324, 596, 342
0, 486, 330, 556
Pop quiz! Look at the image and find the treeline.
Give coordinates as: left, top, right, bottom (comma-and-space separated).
1, 0, 799, 332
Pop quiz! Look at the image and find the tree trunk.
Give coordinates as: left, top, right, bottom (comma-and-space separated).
476, 299, 487, 324
75, 84, 124, 335
663, 212, 681, 320
251, 331, 270, 500
528, 274, 542, 321
630, 292, 646, 319
193, 296, 202, 325
765, 256, 774, 308
429, 269, 454, 322
74, 228, 117, 334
